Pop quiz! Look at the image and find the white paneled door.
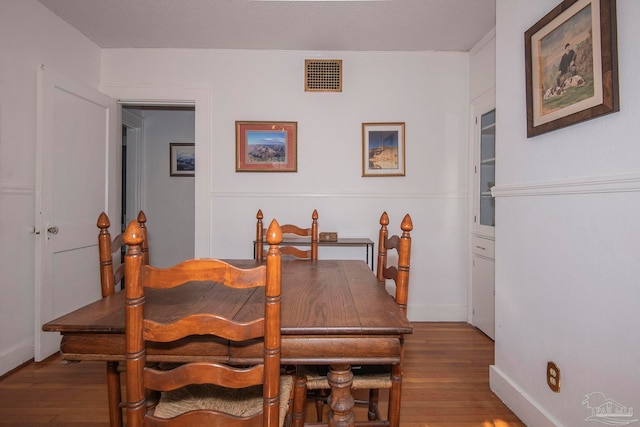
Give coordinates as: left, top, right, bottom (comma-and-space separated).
35, 66, 118, 361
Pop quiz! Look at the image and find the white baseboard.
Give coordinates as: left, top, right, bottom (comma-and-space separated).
490, 365, 564, 427
407, 303, 467, 322
0, 340, 34, 377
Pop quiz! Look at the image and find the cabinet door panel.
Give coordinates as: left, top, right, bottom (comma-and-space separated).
472, 255, 495, 340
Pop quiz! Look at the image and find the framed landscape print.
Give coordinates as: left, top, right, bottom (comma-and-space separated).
525, 0, 619, 137
236, 121, 297, 172
362, 122, 405, 177
169, 143, 195, 177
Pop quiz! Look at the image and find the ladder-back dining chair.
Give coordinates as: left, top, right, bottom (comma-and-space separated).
293, 211, 413, 427
255, 209, 319, 261
98, 210, 149, 297
96, 210, 149, 427
123, 217, 293, 427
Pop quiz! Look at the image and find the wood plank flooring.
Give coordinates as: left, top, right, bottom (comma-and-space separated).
0, 322, 524, 426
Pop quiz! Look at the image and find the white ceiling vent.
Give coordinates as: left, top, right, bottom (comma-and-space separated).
305, 59, 342, 92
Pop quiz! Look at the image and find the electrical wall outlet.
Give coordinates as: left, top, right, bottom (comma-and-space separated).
547, 361, 561, 392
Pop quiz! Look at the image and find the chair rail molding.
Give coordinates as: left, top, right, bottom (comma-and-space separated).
492, 173, 640, 198
0, 183, 35, 195
212, 190, 466, 200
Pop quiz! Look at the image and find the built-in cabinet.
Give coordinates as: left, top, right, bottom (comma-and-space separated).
472, 234, 495, 339
471, 92, 495, 340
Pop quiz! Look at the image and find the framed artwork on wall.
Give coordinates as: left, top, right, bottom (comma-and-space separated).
169, 143, 195, 177
524, 0, 619, 137
236, 121, 297, 172
362, 122, 405, 177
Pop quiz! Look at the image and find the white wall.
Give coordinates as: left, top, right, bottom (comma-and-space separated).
492, 1, 640, 425
139, 108, 195, 268
0, 0, 102, 375
101, 48, 472, 322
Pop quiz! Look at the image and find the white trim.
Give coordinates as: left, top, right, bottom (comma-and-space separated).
490, 366, 565, 427
121, 108, 144, 221
211, 191, 466, 199
407, 303, 467, 322
0, 184, 35, 195
492, 173, 640, 197
469, 27, 496, 56
100, 83, 212, 258
0, 339, 34, 377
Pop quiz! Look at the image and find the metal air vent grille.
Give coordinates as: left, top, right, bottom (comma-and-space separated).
305, 59, 342, 92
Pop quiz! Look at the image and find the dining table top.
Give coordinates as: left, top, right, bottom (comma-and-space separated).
43, 259, 413, 365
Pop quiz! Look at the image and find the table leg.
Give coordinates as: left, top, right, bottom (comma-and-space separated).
327, 363, 355, 427
105, 361, 123, 427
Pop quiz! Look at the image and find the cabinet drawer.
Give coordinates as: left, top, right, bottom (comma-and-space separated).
472, 236, 494, 259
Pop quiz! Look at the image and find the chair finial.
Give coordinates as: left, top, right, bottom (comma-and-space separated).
124, 220, 144, 245
401, 214, 413, 232
380, 211, 389, 226
257, 209, 263, 220
97, 212, 110, 229
266, 219, 282, 245
137, 210, 147, 224
312, 209, 319, 220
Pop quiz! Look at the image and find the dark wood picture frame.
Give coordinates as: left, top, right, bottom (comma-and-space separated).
169, 143, 195, 177
236, 121, 297, 172
525, 0, 618, 138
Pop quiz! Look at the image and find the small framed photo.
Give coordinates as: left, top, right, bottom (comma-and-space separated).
525, 0, 619, 137
236, 121, 297, 172
169, 143, 195, 177
362, 122, 405, 177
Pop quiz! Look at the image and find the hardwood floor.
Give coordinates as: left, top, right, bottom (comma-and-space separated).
399, 323, 524, 427
0, 322, 524, 426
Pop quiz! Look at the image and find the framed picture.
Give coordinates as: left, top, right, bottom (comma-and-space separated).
362, 122, 405, 177
236, 121, 297, 172
525, 0, 618, 138
169, 143, 195, 177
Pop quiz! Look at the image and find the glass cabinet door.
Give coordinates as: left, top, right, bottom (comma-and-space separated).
478, 109, 495, 228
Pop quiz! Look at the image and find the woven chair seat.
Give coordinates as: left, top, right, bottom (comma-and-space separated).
154, 375, 293, 427
302, 365, 392, 390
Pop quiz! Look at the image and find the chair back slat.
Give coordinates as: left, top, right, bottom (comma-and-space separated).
144, 363, 265, 391
142, 258, 266, 289
144, 315, 264, 342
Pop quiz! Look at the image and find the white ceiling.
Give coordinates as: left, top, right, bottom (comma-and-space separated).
37, 0, 495, 52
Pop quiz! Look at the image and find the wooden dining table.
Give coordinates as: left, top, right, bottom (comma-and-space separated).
43, 259, 413, 427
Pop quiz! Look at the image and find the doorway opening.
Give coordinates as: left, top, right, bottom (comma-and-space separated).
121, 105, 196, 268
